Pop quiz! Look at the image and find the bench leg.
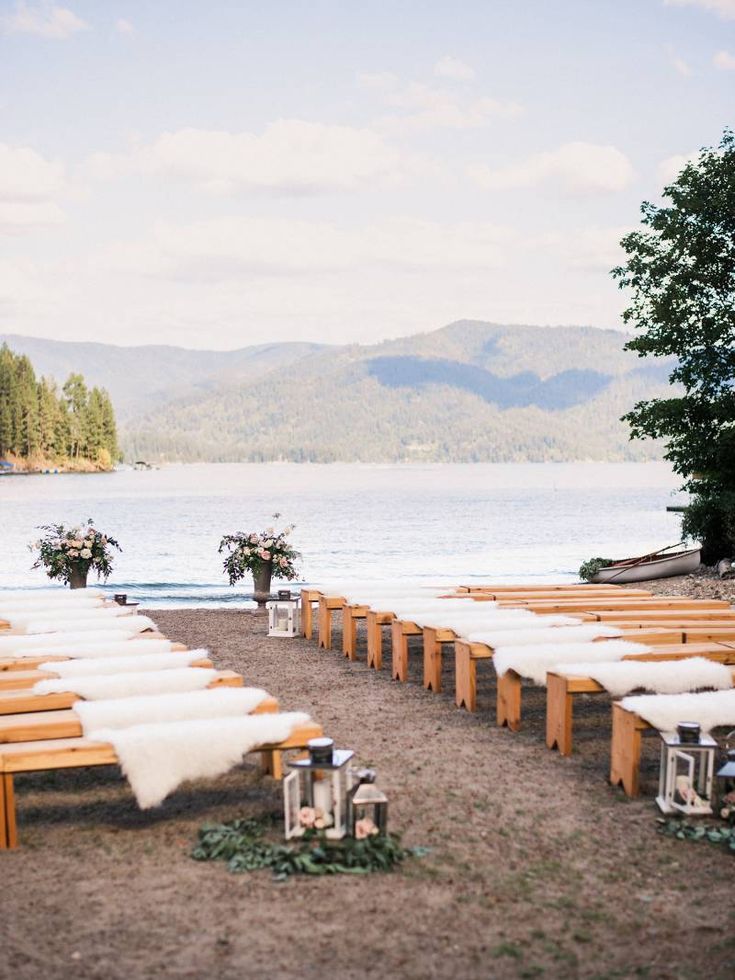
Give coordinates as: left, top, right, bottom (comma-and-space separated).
0, 773, 17, 849
423, 628, 443, 692
546, 674, 574, 755
301, 596, 313, 640
455, 642, 477, 711
342, 608, 358, 661
610, 703, 642, 797
391, 621, 409, 682
366, 614, 383, 670
497, 671, 522, 730
261, 749, 284, 780
318, 600, 332, 650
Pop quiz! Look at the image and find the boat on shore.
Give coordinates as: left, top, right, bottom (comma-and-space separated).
591, 546, 701, 584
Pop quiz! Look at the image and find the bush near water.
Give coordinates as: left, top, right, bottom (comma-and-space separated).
0, 344, 119, 472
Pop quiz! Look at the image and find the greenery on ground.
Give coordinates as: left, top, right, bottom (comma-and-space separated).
0, 343, 119, 471
657, 818, 735, 854
613, 130, 735, 562
578, 557, 615, 582
192, 815, 425, 880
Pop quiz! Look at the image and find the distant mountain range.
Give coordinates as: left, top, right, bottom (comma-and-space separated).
1, 321, 672, 463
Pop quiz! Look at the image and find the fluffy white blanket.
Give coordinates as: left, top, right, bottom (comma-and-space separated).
89, 710, 311, 808
466, 624, 623, 648
341, 589, 450, 604
0, 635, 168, 658
2, 606, 131, 627
33, 667, 218, 699
620, 688, 735, 734
409, 612, 578, 633
39, 650, 205, 677
16, 615, 156, 635
73, 687, 269, 734
555, 657, 733, 698
0, 629, 145, 654
0, 588, 104, 604
493, 640, 649, 685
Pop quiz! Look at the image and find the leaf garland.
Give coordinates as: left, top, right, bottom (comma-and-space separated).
657, 818, 735, 854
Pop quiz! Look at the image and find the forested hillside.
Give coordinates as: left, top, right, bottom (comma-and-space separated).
0, 344, 119, 471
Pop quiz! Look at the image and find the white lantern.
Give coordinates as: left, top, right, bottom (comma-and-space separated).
283, 738, 355, 840
656, 723, 716, 816
266, 598, 301, 637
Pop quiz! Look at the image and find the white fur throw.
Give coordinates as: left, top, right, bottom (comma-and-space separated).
2, 605, 131, 627
0, 629, 145, 654
39, 650, 205, 677
466, 624, 623, 648
33, 667, 218, 699
89, 710, 311, 808
620, 689, 735, 734
0, 588, 104, 603
411, 612, 578, 633
16, 615, 156, 635
493, 640, 649, 685
555, 657, 733, 698
0, 634, 166, 658
73, 687, 269, 734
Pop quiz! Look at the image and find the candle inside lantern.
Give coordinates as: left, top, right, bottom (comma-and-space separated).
313, 778, 332, 816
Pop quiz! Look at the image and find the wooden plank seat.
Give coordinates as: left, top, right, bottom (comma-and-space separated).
0, 664, 241, 704
457, 584, 635, 593
0, 691, 279, 738
0, 719, 323, 849
497, 597, 732, 614
497, 643, 735, 731
547, 657, 735, 757
454, 630, 735, 712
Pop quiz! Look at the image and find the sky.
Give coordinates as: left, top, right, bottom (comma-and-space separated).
0, 0, 733, 350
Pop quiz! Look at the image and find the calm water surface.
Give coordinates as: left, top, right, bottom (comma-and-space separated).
0, 463, 685, 607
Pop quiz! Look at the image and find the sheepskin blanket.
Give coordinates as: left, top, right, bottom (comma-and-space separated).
33, 667, 218, 699
409, 612, 578, 633
0, 629, 146, 654
555, 657, 733, 698
0, 588, 105, 604
493, 640, 649, 685
620, 689, 735, 734
73, 687, 269, 734
16, 615, 156, 636
39, 650, 205, 677
2, 605, 131, 627
466, 624, 623, 648
89, 710, 311, 809
0, 635, 169, 658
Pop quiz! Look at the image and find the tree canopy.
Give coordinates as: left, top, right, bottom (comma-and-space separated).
612, 130, 735, 558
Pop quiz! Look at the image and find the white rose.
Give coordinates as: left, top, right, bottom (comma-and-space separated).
67, 549, 79, 557
80, 548, 92, 559
263, 539, 273, 548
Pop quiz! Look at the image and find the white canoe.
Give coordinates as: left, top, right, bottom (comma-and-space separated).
591, 547, 701, 584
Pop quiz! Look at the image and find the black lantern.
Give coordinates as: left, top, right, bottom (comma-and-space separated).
347, 768, 388, 838
283, 738, 354, 839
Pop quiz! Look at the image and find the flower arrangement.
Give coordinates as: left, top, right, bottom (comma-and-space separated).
30, 519, 121, 586
578, 556, 614, 582
219, 512, 300, 584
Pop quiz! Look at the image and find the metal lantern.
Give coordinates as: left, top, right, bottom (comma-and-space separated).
656, 722, 716, 816
716, 730, 735, 821
266, 597, 301, 637
347, 768, 388, 838
283, 738, 355, 840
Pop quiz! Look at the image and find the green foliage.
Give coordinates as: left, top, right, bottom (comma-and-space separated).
219, 513, 300, 583
657, 818, 735, 853
612, 130, 735, 557
191, 816, 424, 881
0, 344, 119, 468
30, 519, 121, 584
578, 557, 615, 582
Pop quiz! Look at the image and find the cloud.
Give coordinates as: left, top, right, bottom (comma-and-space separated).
529, 226, 634, 271
0, 2, 89, 38
87, 121, 430, 194
713, 48, 735, 68
657, 150, 699, 183
469, 142, 634, 195
381, 82, 522, 130
0, 143, 66, 232
434, 55, 475, 81
664, 0, 735, 18
665, 45, 694, 75
357, 71, 399, 91
115, 18, 134, 35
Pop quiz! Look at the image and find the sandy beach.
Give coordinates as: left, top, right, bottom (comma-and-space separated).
3, 577, 734, 979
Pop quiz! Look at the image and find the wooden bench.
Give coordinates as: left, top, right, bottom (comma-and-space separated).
0, 635, 186, 673
0, 665, 244, 705
0, 654, 215, 692
497, 598, 732, 614
299, 588, 321, 641
547, 655, 735, 757
0, 720, 323, 849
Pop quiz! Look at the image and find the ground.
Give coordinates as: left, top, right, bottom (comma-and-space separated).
2, 575, 734, 980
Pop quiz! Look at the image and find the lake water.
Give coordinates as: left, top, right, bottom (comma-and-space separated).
0, 462, 686, 607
